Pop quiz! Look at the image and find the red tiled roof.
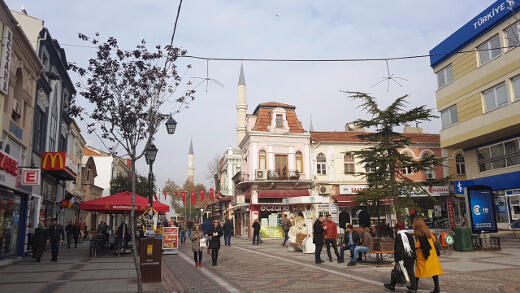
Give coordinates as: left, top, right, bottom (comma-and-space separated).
251, 102, 304, 133
310, 131, 440, 144
83, 148, 101, 156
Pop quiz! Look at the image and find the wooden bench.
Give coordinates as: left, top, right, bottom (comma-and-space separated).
363, 250, 394, 267
287, 233, 307, 252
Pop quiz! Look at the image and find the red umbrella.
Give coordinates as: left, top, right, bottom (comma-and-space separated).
79, 191, 170, 213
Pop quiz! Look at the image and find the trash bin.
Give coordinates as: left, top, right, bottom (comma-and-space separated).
454, 227, 473, 252
140, 237, 162, 283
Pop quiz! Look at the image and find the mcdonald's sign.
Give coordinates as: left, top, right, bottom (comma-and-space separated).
42, 152, 77, 180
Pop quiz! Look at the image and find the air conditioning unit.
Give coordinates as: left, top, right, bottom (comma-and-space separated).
425, 170, 436, 180
256, 169, 267, 180
319, 186, 329, 195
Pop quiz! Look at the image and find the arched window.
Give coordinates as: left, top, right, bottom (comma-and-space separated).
402, 153, 413, 175
456, 154, 466, 175
296, 151, 303, 173
344, 152, 355, 173
317, 153, 326, 175
259, 151, 266, 169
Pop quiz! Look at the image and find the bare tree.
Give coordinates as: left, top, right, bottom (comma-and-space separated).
70, 34, 196, 292
205, 153, 222, 189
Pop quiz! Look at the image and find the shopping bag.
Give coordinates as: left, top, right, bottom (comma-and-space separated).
199, 237, 207, 248
391, 263, 406, 285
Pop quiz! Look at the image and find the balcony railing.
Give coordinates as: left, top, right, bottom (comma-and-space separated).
267, 170, 300, 180
232, 172, 249, 185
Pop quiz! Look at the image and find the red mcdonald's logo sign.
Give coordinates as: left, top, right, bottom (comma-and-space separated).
42, 152, 65, 171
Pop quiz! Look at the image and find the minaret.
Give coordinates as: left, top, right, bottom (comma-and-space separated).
188, 138, 195, 183
309, 114, 314, 131
236, 63, 248, 146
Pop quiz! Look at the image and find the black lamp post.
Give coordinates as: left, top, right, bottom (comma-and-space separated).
165, 117, 177, 135
145, 144, 158, 208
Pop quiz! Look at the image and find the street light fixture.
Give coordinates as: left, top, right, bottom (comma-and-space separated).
200, 208, 204, 223
165, 117, 177, 135
145, 144, 158, 208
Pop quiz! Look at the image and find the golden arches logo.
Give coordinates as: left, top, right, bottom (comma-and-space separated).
42, 152, 64, 170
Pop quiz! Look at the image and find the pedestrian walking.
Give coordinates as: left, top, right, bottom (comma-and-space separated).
83, 223, 88, 240
32, 222, 47, 262
348, 226, 373, 266
313, 214, 326, 265
384, 222, 417, 293
180, 220, 187, 246
281, 214, 291, 247
209, 219, 223, 266
223, 219, 233, 246
203, 219, 212, 254
252, 218, 261, 245
323, 214, 341, 262
339, 224, 359, 263
187, 219, 193, 237
190, 224, 205, 267
47, 218, 64, 262
65, 221, 74, 248
413, 217, 443, 293
73, 222, 81, 248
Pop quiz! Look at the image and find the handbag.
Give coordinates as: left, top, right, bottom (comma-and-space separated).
199, 237, 207, 248
391, 263, 407, 285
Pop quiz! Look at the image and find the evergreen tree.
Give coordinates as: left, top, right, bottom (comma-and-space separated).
110, 174, 153, 198
344, 92, 450, 222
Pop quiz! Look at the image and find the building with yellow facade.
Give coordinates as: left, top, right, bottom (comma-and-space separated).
430, 0, 520, 230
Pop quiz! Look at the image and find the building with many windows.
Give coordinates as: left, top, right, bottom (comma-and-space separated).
430, 0, 520, 229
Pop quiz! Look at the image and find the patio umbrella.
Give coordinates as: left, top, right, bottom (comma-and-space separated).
79, 191, 170, 213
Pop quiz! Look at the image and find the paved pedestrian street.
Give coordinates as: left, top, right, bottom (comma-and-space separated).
0, 235, 519, 292
165, 236, 520, 293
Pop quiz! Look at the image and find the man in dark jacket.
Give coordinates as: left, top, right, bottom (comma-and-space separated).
47, 218, 65, 262
223, 219, 233, 246
339, 224, 360, 263
252, 218, 261, 245
384, 222, 417, 293
313, 214, 326, 264
65, 221, 74, 248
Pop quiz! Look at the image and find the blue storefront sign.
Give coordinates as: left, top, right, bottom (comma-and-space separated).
467, 186, 498, 233
430, 0, 520, 67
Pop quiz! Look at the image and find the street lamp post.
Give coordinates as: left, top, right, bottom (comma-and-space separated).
200, 208, 204, 223
145, 144, 158, 208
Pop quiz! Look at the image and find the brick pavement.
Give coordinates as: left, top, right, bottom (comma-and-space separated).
164, 234, 520, 293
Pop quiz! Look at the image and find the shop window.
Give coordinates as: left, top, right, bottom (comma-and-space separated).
344, 152, 355, 174
259, 151, 266, 169
295, 151, 303, 173
478, 35, 501, 66
441, 105, 458, 129
436, 64, 453, 89
455, 154, 466, 175
484, 83, 508, 112
316, 153, 326, 175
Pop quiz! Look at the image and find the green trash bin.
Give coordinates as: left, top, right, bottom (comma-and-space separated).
454, 227, 473, 252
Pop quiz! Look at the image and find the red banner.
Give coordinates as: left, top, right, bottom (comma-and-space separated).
447, 199, 456, 228
163, 191, 167, 201
191, 191, 195, 205
200, 190, 205, 202
153, 193, 158, 202
210, 188, 214, 201
181, 192, 185, 205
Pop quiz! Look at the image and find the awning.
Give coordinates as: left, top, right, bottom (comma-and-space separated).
258, 190, 310, 198
79, 191, 170, 214
333, 195, 358, 207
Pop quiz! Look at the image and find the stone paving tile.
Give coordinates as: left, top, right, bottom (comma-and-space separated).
0, 283, 46, 293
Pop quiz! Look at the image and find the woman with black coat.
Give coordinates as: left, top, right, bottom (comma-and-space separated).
208, 220, 223, 266
384, 222, 417, 293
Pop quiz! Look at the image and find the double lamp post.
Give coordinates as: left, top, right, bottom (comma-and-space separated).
144, 117, 177, 208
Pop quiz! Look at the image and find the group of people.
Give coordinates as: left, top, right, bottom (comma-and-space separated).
312, 214, 443, 293
189, 219, 226, 267
31, 218, 65, 263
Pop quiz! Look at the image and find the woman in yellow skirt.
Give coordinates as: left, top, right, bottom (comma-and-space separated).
414, 217, 443, 293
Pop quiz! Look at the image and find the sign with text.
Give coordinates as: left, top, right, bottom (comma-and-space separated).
0, 25, 13, 95
447, 199, 456, 228
42, 152, 78, 179
21, 169, 41, 185
467, 185, 498, 233
162, 226, 178, 254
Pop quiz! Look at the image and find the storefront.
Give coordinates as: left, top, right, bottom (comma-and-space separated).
0, 150, 30, 259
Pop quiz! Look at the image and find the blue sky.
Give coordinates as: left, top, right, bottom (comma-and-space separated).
6, 0, 496, 190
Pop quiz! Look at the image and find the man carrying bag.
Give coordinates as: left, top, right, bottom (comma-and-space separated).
384, 222, 417, 293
